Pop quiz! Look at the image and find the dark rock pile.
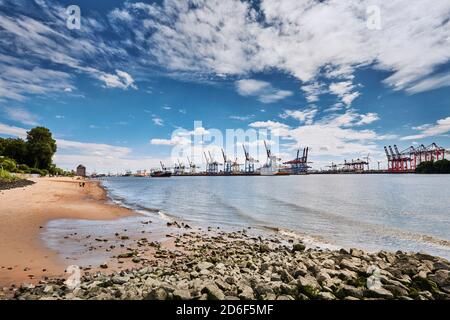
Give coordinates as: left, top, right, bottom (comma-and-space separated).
10, 231, 450, 300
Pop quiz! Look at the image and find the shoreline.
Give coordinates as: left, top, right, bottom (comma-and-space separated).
0, 177, 135, 287
1, 177, 449, 300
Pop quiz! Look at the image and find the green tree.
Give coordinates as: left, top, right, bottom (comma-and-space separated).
2, 138, 28, 164
26, 127, 57, 170
0, 137, 5, 155
0, 157, 17, 172
416, 159, 450, 174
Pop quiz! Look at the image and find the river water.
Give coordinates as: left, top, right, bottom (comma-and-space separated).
98, 175, 450, 259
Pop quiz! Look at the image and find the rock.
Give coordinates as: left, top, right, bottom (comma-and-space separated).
280, 283, 297, 296
317, 292, 336, 300
292, 243, 306, 252
339, 259, 361, 273
43, 285, 53, 294
112, 276, 129, 285
298, 275, 320, 290
277, 295, 295, 300
238, 285, 254, 300
365, 287, 394, 299
173, 289, 191, 301
280, 270, 294, 283
259, 244, 270, 253
322, 259, 335, 269
197, 262, 214, 271
255, 284, 275, 297
336, 285, 364, 299
202, 284, 225, 300
383, 284, 409, 297
99, 264, 108, 269
146, 288, 168, 300
117, 252, 134, 259
337, 269, 358, 281
350, 248, 364, 258
428, 270, 450, 287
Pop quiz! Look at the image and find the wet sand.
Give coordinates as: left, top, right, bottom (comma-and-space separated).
0, 177, 134, 287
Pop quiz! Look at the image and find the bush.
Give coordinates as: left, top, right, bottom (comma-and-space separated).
29, 168, 44, 175
416, 159, 450, 174
0, 169, 18, 182
0, 157, 17, 172
18, 164, 31, 172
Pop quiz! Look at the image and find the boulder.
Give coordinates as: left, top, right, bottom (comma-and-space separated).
202, 284, 225, 300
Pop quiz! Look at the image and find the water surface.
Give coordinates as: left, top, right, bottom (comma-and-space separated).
100, 175, 450, 259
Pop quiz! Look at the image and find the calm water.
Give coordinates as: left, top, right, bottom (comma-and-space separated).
100, 175, 450, 259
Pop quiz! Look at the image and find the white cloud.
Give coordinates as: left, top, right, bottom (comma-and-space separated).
150, 135, 191, 146
301, 82, 325, 103
280, 108, 318, 125
249, 110, 390, 158
2, 107, 39, 126
152, 117, 164, 126
401, 117, 450, 140
249, 120, 291, 136
229, 115, 254, 121
235, 79, 293, 103
126, 0, 450, 94
329, 81, 361, 106
406, 72, 450, 94
0, 122, 27, 138
98, 70, 137, 90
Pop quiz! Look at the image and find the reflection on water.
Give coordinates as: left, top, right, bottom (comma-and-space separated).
99, 175, 450, 259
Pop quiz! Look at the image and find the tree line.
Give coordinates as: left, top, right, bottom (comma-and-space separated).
415, 159, 450, 174
0, 127, 73, 176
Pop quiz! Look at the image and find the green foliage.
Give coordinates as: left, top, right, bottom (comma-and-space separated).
1, 127, 70, 176
0, 137, 5, 155
0, 169, 18, 182
26, 127, 57, 170
0, 157, 17, 172
18, 164, 31, 172
416, 159, 450, 174
1, 138, 28, 164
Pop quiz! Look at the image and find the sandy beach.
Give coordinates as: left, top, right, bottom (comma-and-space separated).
0, 177, 134, 287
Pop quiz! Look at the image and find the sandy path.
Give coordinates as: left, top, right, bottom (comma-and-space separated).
0, 177, 134, 287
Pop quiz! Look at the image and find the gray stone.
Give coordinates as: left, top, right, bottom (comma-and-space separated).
146, 288, 168, 300
292, 243, 306, 252
197, 262, 214, 271
277, 295, 295, 300
173, 289, 191, 301
365, 287, 394, 299
202, 284, 225, 300
336, 285, 364, 299
318, 292, 336, 300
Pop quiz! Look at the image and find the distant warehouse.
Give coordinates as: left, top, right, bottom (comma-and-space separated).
76, 165, 86, 177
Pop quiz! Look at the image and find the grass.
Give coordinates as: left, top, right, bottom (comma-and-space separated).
0, 169, 18, 183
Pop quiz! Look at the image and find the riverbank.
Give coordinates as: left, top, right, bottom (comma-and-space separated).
0, 177, 134, 287
9, 230, 450, 300
0, 179, 35, 191
1, 177, 449, 300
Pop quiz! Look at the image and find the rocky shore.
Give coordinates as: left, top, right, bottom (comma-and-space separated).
7, 229, 450, 300
0, 179, 34, 191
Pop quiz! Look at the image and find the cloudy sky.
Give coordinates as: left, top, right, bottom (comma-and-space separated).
0, 0, 449, 173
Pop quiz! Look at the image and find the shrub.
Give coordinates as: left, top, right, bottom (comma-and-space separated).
0, 157, 17, 172
0, 169, 18, 182
416, 159, 450, 174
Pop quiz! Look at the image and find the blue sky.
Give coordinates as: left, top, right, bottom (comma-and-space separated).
0, 0, 449, 173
